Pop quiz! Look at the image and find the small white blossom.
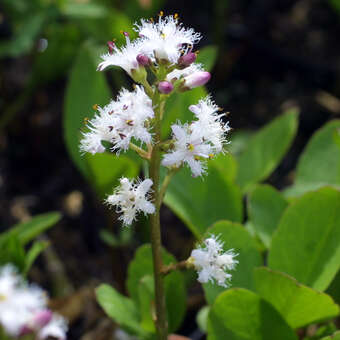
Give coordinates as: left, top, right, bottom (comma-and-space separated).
162, 96, 230, 176
106, 177, 155, 225
134, 15, 201, 64
80, 86, 154, 155
191, 236, 238, 287
0, 264, 68, 339
0, 265, 46, 337
97, 34, 145, 76
162, 123, 212, 177
189, 96, 230, 152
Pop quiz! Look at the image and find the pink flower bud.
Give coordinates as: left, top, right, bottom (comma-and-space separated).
136, 54, 150, 66
185, 71, 211, 88
33, 309, 53, 328
178, 52, 196, 67
107, 41, 115, 55
19, 310, 53, 336
158, 81, 174, 94
20, 325, 32, 336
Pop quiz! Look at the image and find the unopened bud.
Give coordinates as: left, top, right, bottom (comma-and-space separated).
178, 52, 196, 67
136, 54, 150, 66
184, 71, 211, 89
20, 309, 53, 336
107, 41, 115, 55
158, 81, 174, 94
33, 309, 53, 328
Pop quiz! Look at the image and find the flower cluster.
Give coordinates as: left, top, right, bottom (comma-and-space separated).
80, 86, 154, 155
0, 264, 67, 339
106, 178, 155, 226
190, 236, 238, 287
79, 13, 231, 225
162, 97, 230, 177
98, 14, 201, 75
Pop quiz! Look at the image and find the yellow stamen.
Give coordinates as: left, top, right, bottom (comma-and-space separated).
0, 294, 7, 302
187, 143, 195, 152
92, 104, 98, 110
174, 13, 179, 19
209, 154, 214, 159
159, 10, 164, 17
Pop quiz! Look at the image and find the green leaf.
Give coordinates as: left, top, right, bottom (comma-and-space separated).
0, 13, 45, 57
127, 245, 186, 333
285, 120, 340, 197
31, 23, 80, 85
321, 331, 340, 340
202, 221, 263, 304
137, 275, 155, 333
329, 0, 340, 13
254, 267, 339, 329
61, 2, 108, 18
207, 288, 298, 340
327, 270, 340, 305
236, 108, 299, 192
268, 187, 340, 291
0, 235, 26, 271
0, 212, 61, 245
24, 240, 49, 274
196, 46, 218, 72
247, 184, 288, 248
197, 306, 210, 333
96, 284, 146, 336
228, 130, 254, 157
64, 42, 111, 177
164, 157, 243, 238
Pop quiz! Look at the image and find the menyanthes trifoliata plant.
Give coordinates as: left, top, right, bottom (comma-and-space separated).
80, 12, 237, 340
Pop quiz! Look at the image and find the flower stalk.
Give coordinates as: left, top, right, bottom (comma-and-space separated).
149, 93, 168, 339
79, 13, 235, 340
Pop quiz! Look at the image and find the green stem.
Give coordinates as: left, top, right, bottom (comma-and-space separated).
149, 94, 168, 340
129, 142, 150, 159
140, 78, 154, 98
159, 168, 179, 205
161, 260, 189, 276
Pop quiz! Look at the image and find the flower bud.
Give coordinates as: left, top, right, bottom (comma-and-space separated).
184, 71, 211, 89
33, 309, 53, 328
136, 54, 151, 66
178, 52, 196, 68
107, 41, 115, 55
158, 81, 174, 94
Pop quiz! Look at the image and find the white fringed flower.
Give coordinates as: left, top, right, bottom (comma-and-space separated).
134, 15, 201, 64
162, 123, 212, 177
0, 264, 67, 340
162, 97, 230, 177
97, 34, 145, 76
191, 236, 238, 287
189, 96, 230, 153
80, 86, 154, 155
106, 177, 155, 225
